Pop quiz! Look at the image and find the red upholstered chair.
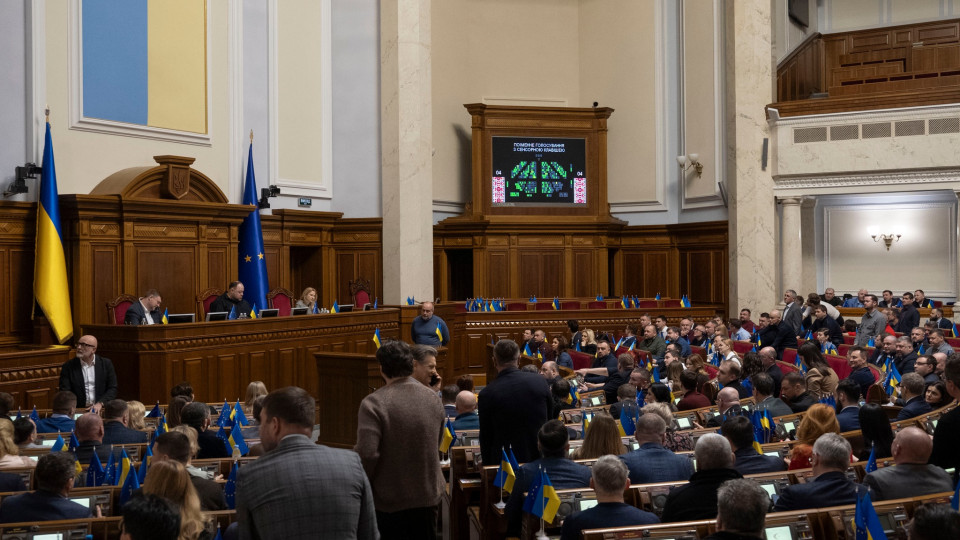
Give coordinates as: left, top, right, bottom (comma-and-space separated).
946, 337, 960, 348
561, 301, 581, 310
267, 287, 294, 316
732, 341, 753, 355
636, 300, 658, 308
690, 346, 706, 357
535, 302, 554, 311
838, 344, 852, 356
197, 288, 223, 316
781, 348, 798, 366
568, 351, 594, 370
827, 355, 851, 380
703, 364, 719, 378
662, 299, 682, 307
106, 294, 138, 325
776, 360, 799, 375
349, 277, 373, 308
933, 300, 943, 308
867, 364, 882, 383
843, 334, 855, 345
587, 301, 607, 309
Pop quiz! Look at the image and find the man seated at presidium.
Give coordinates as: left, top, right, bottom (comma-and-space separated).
58, 335, 117, 413
209, 281, 252, 316
124, 289, 163, 325
411, 301, 449, 346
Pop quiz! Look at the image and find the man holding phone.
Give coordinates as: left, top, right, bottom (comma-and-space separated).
413, 345, 442, 391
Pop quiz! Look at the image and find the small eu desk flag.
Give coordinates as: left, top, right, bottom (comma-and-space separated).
34, 117, 73, 343
238, 137, 269, 313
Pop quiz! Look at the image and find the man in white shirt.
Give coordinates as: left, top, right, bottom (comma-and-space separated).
58, 335, 118, 413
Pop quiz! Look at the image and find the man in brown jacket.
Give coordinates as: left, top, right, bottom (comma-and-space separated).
355, 340, 445, 540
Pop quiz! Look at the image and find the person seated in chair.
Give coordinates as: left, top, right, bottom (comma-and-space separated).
0, 452, 95, 523
559, 455, 658, 540
73, 413, 114, 465
179, 402, 230, 460
208, 281, 252, 317
895, 373, 933, 421
620, 414, 694, 484
773, 433, 857, 511
124, 289, 163, 325
35, 391, 76, 434
835, 379, 861, 432
862, 427, 953, 501
661, 434, 742, 522
722, 416, 786, 475
101, 400, 148, 445
451, 391, 479, 431
780, 372, 817, 413
153, 431, 227, 511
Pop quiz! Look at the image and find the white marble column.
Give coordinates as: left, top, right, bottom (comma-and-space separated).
381, 0, 434, 304
726, 0, 777, 314
799, 197, 817, 295
779, 197, 803, 295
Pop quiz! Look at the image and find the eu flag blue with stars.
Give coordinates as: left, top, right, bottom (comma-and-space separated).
238, 142, 269, 312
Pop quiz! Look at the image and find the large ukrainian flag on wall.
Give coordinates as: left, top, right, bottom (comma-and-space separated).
81, 0, 207, 134
34, 121, 73, 344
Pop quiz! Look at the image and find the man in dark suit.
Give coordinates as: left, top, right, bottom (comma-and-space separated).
208, 281, 252, 316
863, 427, 953, 501
59, 335, 117, 414
154, 431, 226, 511
751, 372, 793, 417
896, 373, 933, 421
835, 379, 861, 432
73, 413, 114, 465
620, 414, 694, 485
758, 347, 783, 397
780, 372, 817, 413
123, 289, 163, 325
101, 400, 148, 445
722, 416, 786, 475
560, 456, 659, 540
767, 310, 795, 359
716, 361, 751, 399
773, 433, 857, 511
914, 355, 940, 385
0, 452, 93, 523
35, 391, 76, 433
927, 307, 953, 332
706, 479, 770, 540
893, 336, 918, 374
577, 339, 618, 384
479, 340, 552, 464
661, 434, 742, 523
930, 355, 960, 472
179, 402, 230, 460
809, 304, 843, 345
897, 292, 920, 334
237, 387, 377, 540
120, 494, 181, 540
845, 347, 876, 401
869, 334, 898, 369
505, 420, 592, 536
781, 290, 802, 337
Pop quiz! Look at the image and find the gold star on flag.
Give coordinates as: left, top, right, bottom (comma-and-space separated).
244, 255, 252, 262
258, 253, 264, 260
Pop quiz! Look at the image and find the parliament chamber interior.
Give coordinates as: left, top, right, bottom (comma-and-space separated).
1, 1, 960, 539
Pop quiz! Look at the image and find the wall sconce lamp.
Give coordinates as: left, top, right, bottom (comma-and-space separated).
677, 154, 703, 178
872, 232, 901, 251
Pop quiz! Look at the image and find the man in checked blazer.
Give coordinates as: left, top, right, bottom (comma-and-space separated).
58, 335, 117, 414
237, 386, 378, 540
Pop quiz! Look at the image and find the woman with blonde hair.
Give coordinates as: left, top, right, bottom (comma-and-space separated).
571, 414, 624, 459
296, 287, 318, 310
685, 354, 708, 376
0, 418, 34, 469
641, 403, 694, 452
580, 329, 598, 356
126, 400, 146, 430
786, 403, 841, 470
244, 381, 268, 408
142, 460, 211, 540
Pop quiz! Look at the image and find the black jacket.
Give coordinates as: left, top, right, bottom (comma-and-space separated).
124, 300, 163, 325
661, 468, 743, 523
478, 367, 552, 465
58, 356, 118, 409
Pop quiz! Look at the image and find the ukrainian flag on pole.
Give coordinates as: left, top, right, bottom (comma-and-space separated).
34, 115, 73, 344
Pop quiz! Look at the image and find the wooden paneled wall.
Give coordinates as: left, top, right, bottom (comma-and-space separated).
0, 203, 36, 345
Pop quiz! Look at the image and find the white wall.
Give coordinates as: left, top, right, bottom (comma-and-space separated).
774, 0, 819, 62
0, 3, 28, 202
820, 0, 957, 33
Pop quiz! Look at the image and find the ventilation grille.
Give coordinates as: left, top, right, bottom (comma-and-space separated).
794, 127, 827, 143
895, 120, 925, 137
792, 116, 960, 143
929, 117, 960, 134
830, 125, 859, 140
862, 122, 892, 139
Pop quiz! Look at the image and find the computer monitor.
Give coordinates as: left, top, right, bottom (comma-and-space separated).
258, 309, 279, 318
338, 304, 355, 313
362, 303, 372, 311
167, 313, 195, 324
290, 307, 309, 316
764, 524, 795, 540
205, 312, 229, 322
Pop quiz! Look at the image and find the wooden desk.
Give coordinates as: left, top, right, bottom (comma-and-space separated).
81, 309, 402, 407
0, 345, 71, 408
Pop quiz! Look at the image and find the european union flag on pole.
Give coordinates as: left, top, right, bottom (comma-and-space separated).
238, 136, 269, 313
119, 460, 140, 506
854, 487, 888, 540
224, 461, 239, 509
147, 401, 163, 418
50, 434, 65, 453
655, 292, 661, 300
231, 400, 249, 427
33, 115, 73, 344
86, 451, 105, 487
30, 407, 40, 424
865, 444, 877, 473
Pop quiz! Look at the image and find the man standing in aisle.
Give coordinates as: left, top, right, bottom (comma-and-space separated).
59, 335, 117, 414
